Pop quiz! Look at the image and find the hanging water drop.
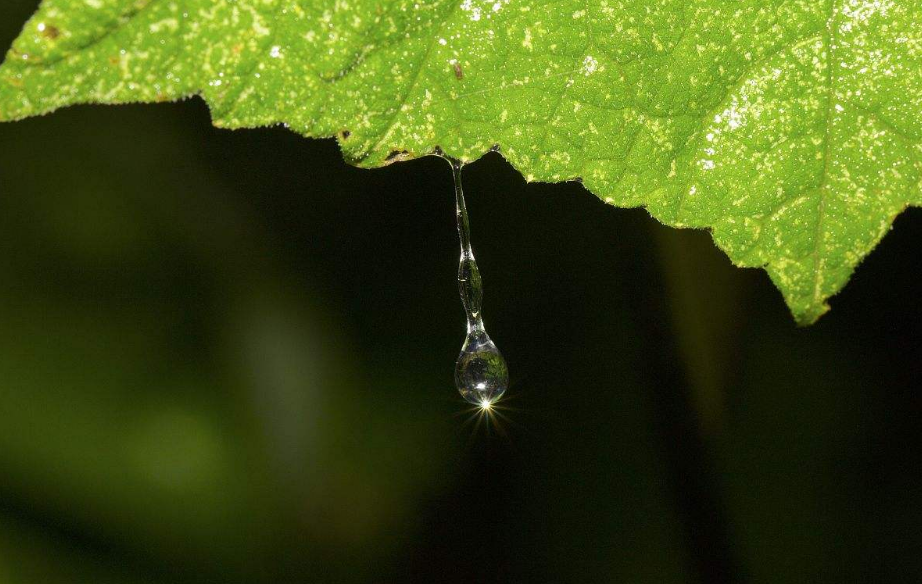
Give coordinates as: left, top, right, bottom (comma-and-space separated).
445, 156, 508, 408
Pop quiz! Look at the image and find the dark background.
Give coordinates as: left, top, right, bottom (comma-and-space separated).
2, 2, 921, 582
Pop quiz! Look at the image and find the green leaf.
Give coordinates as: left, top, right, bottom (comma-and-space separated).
1, 0, 920, 323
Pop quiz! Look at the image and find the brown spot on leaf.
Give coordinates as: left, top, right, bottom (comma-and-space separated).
340, 129, 351, 140
384, 150, 411, 164
41, 24, 60, 40
452, 62, 463, 80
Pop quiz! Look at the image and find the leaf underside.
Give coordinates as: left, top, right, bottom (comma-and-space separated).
2, 0, 920, 323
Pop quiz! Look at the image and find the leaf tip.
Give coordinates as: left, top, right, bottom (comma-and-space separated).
793, 302, 831, 327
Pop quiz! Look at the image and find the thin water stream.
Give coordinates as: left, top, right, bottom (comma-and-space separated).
443, 155, 508, 408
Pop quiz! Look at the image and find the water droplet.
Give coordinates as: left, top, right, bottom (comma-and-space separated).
455, 329, 508, 407
443, 157, 509, 407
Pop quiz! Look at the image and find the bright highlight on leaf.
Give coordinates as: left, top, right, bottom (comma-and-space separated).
1, 0, 920, 324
